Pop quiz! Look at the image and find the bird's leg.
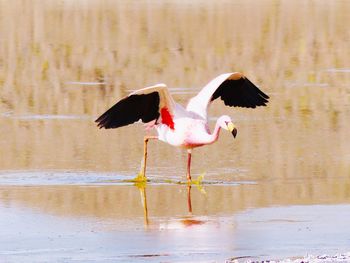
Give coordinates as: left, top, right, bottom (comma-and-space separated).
186, 149, 192, 182
140, 135, 158, 179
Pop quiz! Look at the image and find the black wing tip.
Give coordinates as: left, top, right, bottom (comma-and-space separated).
95, 91, 161, 130
246, 78, 270, 107
245, 77, 270, 99
95, 108, 120, 129
217, 77, 270, 109
96, 122, 107, 129
95, 114, 124, 129
258, 90, 270, 100
95, 114, 108, 129
96, 121, 108, 129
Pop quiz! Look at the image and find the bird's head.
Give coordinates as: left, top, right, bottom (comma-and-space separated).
218, 115, 237, 138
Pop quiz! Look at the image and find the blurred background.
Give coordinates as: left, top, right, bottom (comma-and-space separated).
0, 0, 349, 214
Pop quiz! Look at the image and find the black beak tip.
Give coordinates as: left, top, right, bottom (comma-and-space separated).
232, 128, 237, 138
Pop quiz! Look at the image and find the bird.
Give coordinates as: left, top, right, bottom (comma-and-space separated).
95, 72, 269, 181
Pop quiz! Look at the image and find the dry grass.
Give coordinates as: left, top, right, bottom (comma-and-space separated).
0, 0, 349, 115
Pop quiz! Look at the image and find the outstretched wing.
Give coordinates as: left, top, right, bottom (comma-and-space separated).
95, 83, 176, 129
186, 72, 269, 119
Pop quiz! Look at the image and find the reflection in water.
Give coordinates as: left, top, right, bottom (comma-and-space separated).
136, 182, 196, 227
1, 176, 350, 260
187, 185, 192, 214
137, 183, 149, 226
1, 178, 350, 223
1, 179, 350, 261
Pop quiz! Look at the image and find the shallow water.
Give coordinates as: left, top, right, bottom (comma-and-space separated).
1, 178, 350, 262
1, 0, 350, 262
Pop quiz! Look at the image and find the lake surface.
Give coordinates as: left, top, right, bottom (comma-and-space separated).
1, 179, 350, 262
0, 1, 350, 262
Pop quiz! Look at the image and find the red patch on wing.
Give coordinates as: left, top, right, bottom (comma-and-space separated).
160, 107, 175, 130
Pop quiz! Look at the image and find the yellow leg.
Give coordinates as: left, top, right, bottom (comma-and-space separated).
141, 136, 158, 179
138, 185, 149, 226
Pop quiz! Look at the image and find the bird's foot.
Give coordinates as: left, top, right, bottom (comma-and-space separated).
133, 173, 148, 184
189, 174, 204, 185
123, 173, 148, 188
186, 174, 206, 195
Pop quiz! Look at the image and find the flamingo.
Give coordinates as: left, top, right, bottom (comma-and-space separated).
95, 72, 269, 181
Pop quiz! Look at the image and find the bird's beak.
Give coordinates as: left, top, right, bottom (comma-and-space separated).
227, 122, 237, 138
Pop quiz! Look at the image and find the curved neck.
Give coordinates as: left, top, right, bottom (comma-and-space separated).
208, 120, 222, 144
